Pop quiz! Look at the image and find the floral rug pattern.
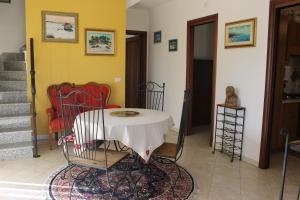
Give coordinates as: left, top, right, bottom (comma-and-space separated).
48, 155, 194, 200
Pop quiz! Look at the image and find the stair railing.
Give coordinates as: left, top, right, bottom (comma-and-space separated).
30, 38, 40, 158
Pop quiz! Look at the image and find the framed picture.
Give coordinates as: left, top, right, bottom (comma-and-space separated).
225, 18, 257, 48
42, 11, 78, 43
85, 29, 115, 55
154, 31, 161, 43
0, 0, 10, 3
169, 39, 178, 52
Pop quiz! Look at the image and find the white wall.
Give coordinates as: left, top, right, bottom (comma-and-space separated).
148, 0, 270, 164
193, 23, 214, 60
0, 0, 25, 54
127, 8, 149, 31
127, 0, 141, 8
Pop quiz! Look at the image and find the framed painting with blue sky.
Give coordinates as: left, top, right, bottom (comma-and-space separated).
85, 29, 115, 55
225, 18, 257, 48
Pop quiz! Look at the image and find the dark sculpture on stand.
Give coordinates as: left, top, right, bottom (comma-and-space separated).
225, 86, 239, 107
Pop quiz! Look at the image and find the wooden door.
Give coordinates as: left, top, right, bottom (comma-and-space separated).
126, 36, 142, 108
271, 14, 300, 152
192, 59, 213, 126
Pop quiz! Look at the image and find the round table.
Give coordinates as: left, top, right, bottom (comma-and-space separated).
74, 108, 174, 162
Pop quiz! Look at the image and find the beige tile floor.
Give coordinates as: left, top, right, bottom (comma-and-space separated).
0, 128, 299, 200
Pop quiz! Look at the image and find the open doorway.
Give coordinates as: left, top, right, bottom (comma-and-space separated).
260, 0, 300, 169
186, 14, 218, 146
125, 30, 147, 108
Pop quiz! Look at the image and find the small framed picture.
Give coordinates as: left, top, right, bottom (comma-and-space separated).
169, 39, 178, 52
0, 0, 11, 3
154, 31, 161, 43
42, 11, 78, 43
85, 29, 115, 55
225, 18, 257, 48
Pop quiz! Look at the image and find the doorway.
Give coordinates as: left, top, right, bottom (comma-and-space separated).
125, 30, 147, 108
260, 0, 300, 169
186, 14, 218, 146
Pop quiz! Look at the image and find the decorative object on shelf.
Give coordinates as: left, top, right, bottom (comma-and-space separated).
0, 0, 10, 3
110, 110, 139, 117
213, 104, 246, 162
85, 29, 115, 55
225, 86, 239, 107
225, 18, 257, 48
169, 39, 178, 52
154, 31, 162, 43
42, 11, 78, 43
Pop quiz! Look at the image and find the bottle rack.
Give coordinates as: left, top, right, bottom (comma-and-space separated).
212, 104, 246, 162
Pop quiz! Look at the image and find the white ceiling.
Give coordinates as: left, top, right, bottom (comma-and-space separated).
130, 0, 172, 9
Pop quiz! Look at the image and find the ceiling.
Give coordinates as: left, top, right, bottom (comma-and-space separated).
130, 0, 172, 9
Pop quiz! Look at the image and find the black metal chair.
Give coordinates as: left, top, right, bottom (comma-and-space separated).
117, 81, 166, 152
138, 81, 165, 111
151, 89, 190, 195
279, 128, 300, 200
58, 89, 128, 199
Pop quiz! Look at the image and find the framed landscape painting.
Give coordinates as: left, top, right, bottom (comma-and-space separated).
225, 18, 257, 48
42, 11, 78, 43
85, 29, 115, 55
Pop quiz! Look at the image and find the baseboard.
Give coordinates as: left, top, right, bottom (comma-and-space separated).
242, 155, 259, 167
37, 134, 49, 141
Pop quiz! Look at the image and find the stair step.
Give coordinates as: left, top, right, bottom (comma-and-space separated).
0, 71, 26, 81
0, 141, 33, 160
0, 103, 30, 117
0, 80, 27, 91
3, 61, 26, 71
0, 91, 27, 103
1, 53, 25, 62
0, 115, 31, 129
0, 127, 32, 144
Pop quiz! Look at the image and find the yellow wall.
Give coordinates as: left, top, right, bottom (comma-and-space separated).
25, 0, 126, 134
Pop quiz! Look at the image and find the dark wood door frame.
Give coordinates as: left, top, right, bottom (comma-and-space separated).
259, 0, 300, 169
126, 30, 147, 108
186, 14, 218, 146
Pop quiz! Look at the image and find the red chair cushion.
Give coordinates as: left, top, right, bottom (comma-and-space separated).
47, 83, 76, 117
77, 83, 110, 107
51, 118, 65, 131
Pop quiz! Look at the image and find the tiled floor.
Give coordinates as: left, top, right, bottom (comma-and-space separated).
0, 128, 299, 200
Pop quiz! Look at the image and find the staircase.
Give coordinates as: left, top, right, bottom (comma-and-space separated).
0, 52, 33, 160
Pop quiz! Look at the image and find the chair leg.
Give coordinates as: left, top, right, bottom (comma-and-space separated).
279, 135, 290, 200
297, 186, 300, 200
48, 131, 53, 150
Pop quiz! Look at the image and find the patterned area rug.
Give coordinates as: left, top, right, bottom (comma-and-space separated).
47, 155, 194, 200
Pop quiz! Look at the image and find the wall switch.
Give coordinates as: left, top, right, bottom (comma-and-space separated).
114, 77, 122, 83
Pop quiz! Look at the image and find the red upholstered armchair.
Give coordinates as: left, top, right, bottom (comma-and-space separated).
46, 82, 121, 149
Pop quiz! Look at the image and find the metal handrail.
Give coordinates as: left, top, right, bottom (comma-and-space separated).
30, 38, 40, 158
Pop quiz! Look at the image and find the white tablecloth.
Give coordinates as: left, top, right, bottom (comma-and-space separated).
73, 108, 174, 162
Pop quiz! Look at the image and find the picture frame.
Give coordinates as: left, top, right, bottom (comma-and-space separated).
0, 0, 11, 3
154, 31, 162, 43
225, 18, 257, 48
42, 11, 78, 43
85, 29, 115, 56
169, 39, 178, 52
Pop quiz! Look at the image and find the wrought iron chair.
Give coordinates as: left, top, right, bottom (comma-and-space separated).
151, 89, 190, 195
279, 128, 300, 200
58, 89, 128, 199
138, 81, 165, 111
117, 81, 166, 152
